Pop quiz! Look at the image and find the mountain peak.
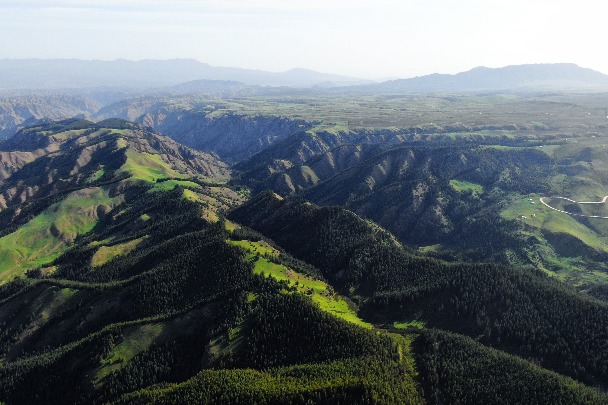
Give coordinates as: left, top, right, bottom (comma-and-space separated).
361, 62, 608, 93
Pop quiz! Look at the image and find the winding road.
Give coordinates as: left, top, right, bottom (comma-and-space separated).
539, 196, 608, 219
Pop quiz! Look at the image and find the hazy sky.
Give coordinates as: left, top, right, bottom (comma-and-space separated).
0, 0, 604, 79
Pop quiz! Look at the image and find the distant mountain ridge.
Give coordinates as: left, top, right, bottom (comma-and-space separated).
0, 59, 371, 89
1, 60, 607, 93
354, 63, 608, 93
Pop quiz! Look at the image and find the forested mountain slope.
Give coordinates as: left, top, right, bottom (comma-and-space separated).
230, 192, 608, 390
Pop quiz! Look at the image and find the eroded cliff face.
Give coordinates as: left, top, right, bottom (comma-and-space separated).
148, 111, 311, 162
0, 95, 100, 140
97, 99, 312, 163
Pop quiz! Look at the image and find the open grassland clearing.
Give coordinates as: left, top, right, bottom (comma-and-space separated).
28, 286, 76, 321
4, 287, 77, 356
549, 174, 608, 204
501, 195, 608, 252
535, 250, 608, 286
118, 145, 239, 219
228, 238, 371, 329
542, 197, 608, 218
95, 323, 165, 384
88, 168, 105, 183
184, 185, 246, 222
449, 179, 484, 196
48, 128, 88, 141
90, 236, 148, 268
94, 303, 215, 386
224, 219, 238, 232
393, 320, 425, 330
501, 195, 608, 285
151, 179, 200, 192
119, 147, 184, 184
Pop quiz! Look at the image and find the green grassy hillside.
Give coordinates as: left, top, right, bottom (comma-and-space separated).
0, 119, 230, 285
0, 187, 121, 282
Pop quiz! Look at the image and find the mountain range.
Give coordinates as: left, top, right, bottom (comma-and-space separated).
1, 62, 607, 142
353, 63, 608, 93
0, 59, 370, 89
1, 63, 608, 403
134, 62, 608, 95
2, 60, 608, 93
1, 119, 607, 404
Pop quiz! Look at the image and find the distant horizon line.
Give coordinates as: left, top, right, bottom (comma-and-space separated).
0, 58, 605, 81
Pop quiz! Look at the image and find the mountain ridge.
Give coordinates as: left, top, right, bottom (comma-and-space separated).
0, 59, 371, 89
351, 63, 608, 93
